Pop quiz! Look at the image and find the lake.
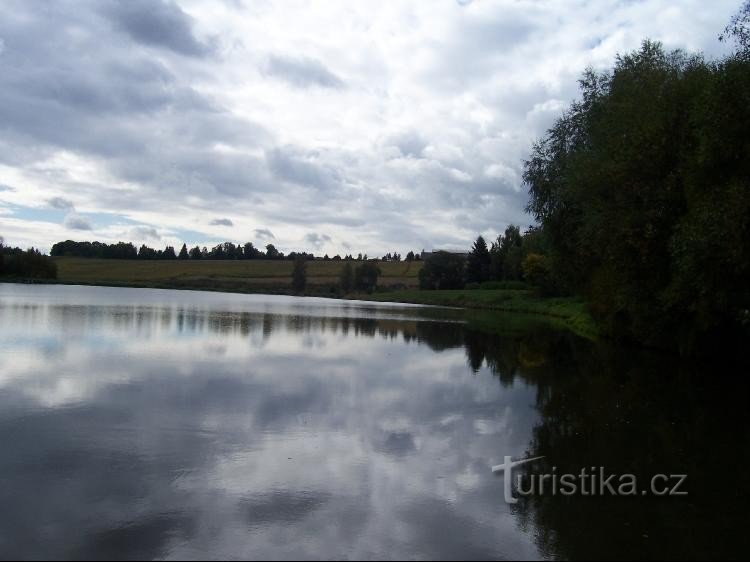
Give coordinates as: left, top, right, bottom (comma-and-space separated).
0, 284, 747, 560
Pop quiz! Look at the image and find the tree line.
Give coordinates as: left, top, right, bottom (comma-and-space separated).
418, 226, 546, 291
0, 237, 57, 279
50, 239, 422, 263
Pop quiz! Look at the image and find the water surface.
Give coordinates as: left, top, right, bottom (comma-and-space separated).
0, 284, 747, 560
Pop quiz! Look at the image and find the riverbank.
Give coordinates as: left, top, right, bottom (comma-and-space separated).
360, 289, 598, 340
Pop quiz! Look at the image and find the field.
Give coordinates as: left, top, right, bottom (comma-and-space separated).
53, 257, 423, 292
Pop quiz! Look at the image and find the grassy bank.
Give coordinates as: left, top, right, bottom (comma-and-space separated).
364, 288, 598, 340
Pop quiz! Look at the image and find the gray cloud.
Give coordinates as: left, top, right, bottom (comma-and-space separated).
100, 0, 212, 57
264, 55, 345, 89
64, 213, 93, 231
304, 232, 332, 249
210, 218, 234, 227
129, 226, 160, 240
387, 131, 428, 158
47, 197, 74, 210
0, 0, 739, 254
266, 147, 342, 192
253, 228, 275, 241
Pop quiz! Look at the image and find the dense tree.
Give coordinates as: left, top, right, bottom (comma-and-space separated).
189, 246, 202, 260
522, 36, 750, 353
489, 226, 523, 281
138, 244, 157, 259
406, 251, 415, 262
466, 236, 491, 284
162, 246, 177, 260
339, 261, 354, 293
0, 243, 57, 279
354, 261, 381, 293
419, 251, 466, 290
265, 244, 280, 260
178, 244, 189, 260
291, 256, 307, 293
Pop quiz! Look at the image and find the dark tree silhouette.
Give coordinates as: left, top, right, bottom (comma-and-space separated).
339, 261, 354, 293
291, 256, 307, 293
466, 236, 491, 284
354, 261, 381, 293
419, 251, 466, 290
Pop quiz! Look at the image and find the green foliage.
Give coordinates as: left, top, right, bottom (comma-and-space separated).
291, 256, 307, 293
1, 243, 57, 279
522, 38, 750, 353
418, 251, 466, 290
522, 253, 555, 296
720, 1, 750, 56
489, 225, 524, 281
466, 236, 491, 283
339, 261, 354, 293
354, 261, 381, 293
178, 244, 189, 260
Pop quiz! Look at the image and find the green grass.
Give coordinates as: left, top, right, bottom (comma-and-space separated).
364, 289, 599, 340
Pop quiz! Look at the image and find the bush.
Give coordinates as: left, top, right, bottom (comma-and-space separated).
418, 251, 466, 290
354, 262, 381, 293
522, 254, 555, 295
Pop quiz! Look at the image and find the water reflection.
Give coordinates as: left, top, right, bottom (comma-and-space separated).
0, 284, 747, 560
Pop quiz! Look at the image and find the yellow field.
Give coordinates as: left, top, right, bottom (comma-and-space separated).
54, 257, 423, 289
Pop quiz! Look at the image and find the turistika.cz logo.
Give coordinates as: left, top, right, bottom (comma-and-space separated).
492, 456, 688, 504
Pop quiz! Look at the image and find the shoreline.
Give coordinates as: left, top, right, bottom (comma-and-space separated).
1, 277, 598, 340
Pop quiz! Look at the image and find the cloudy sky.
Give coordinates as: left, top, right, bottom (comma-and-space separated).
0, 0, 740, 255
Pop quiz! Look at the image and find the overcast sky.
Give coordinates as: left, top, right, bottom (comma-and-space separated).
0, 0, 740, 255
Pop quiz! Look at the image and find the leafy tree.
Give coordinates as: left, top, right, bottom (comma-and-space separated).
291, 256, 307, 293
720, 1, 750, 55
466, 236, 491, 283
489, 226, 523, 281
243, 242, 257, 259
138, 244, 157, 260
406, 251, 415, 262
522, 253, 555, 296
178, 244, 189, 260
265, 244, 280, 260
354, 261, 381, 293
189, 246, 202, 259
339, 261, 354, 293
162, 246, 177, 260
523, 38, 750, 353
419, 251, 466, 290
0, 244, 57, 279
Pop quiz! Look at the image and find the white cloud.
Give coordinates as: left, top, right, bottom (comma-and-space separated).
0, 0, 740, 254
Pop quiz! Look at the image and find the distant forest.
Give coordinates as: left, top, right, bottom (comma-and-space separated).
50, 239, 423, 263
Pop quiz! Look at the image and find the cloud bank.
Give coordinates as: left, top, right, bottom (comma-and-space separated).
0, 0, 739, 254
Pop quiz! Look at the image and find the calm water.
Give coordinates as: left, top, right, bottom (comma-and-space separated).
0, 284, 747, 560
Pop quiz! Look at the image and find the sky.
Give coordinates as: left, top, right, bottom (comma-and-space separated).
0, 0, 740, 256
